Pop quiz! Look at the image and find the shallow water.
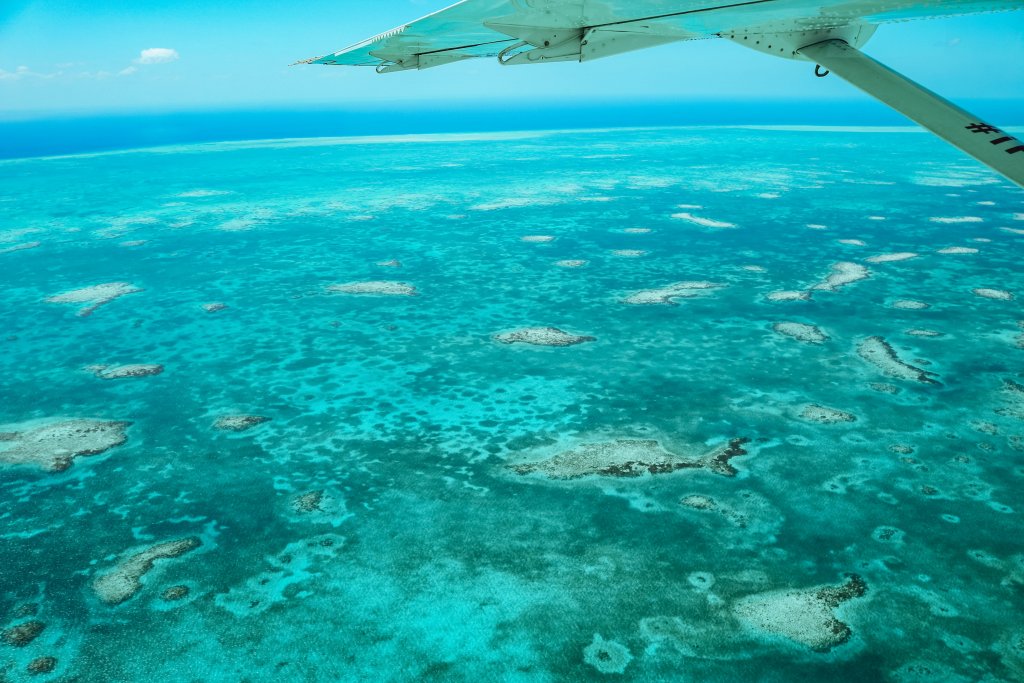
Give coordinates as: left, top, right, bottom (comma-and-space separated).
1, 127, 1022, 682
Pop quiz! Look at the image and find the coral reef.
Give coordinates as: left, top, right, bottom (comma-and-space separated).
732, 575, 867, 652
765, 290, 810, 302
891, 300, 930, 310
27, 657, 57, 675
995, 379, 1024, 420
86, 364, 164, 380
555, 259, 588, 268
866, 252, 918, 263
376, 259, 402, 267
493, 327, 595, 347
161, 585, 190, 601
327, 281, 417, 296
0, 241, 40, 254
671, 212, 736, 228
583, 634, 633, 674
810, 262, 871, 292
92, 537, 201, 605
622, 281, 723, 305
510, 437, 749, 480
44, 282, 142, 316
1, 620, 45, 647
0, 418, 130, 472
214, 415, 271, 431
799, 404, 857, 424
772, 322, 829, 344
857, 336, 940, 385
972, 288, 1013, 301
937, 246, 978, 254
202, 302, 227, 313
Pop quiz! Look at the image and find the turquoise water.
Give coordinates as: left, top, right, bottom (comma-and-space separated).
0, 126, 1022, 681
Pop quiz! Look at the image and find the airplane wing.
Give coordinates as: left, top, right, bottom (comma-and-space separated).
299, 1, 1024, 187
300, 1, 1018, 71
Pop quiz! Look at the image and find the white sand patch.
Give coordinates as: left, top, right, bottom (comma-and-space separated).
671, 212, 736, 229
936, 246, 978, 255
218, 217, 258, 231
470, 197, 560, 211
837, 239, 866, 246
92, 538, 201, 605
972, 288, 1013, 301
611, 249, 646, 257
773, 322, 829, 344
555, 260, 588, 268
930, 216, 983, 224
806, 224, 828, 230
810, 262, 871, 291
676, 204, 703, 209
0, 241, 41, 254
1014, 213, 1024, 221
975, 201, 996, 206
857, 336, 939, 384
622, 228, 651, 234
732, 576, 867, 652
521, 235, 555, 243
866, 252, 918, 263
742, 265, 766, 272
493, 327, 594, 347
175, 189, 231, 198
87, 364, 163, 380
1000, 228, 1024, 235
0, 418, 131, 472
45, 282, 142, 317
867, 216, 886, 221
756, 193, 781, 199
890, 300, 929, 310
327, 281, 417, 296
623, 281, 724, 305
799, 404, 857, 424
0, 228, 42, 243
766, 290, 810, 302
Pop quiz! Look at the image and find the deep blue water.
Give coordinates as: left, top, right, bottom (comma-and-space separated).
2, 98, 1021, 160
0, 125, 1022, 682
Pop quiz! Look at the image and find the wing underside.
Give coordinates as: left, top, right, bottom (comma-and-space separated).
300, 1, 1020, 71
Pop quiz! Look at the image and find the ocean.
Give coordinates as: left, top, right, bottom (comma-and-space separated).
0, 125, 1022, 681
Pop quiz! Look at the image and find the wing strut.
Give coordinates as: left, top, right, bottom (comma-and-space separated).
797, 39, 1024, 188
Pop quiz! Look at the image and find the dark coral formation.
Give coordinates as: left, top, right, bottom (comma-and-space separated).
161, 585, 190, 601
705, 438, 751, 477
290, 490, 326, 513
2, 620, 45, 647
27, 656, 57, 675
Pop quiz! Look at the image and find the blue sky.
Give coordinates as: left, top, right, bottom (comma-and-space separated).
1, 1, 1022, 118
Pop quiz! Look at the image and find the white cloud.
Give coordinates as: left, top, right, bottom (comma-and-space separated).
118, 66, 138, 77
136, 48, 179, 65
